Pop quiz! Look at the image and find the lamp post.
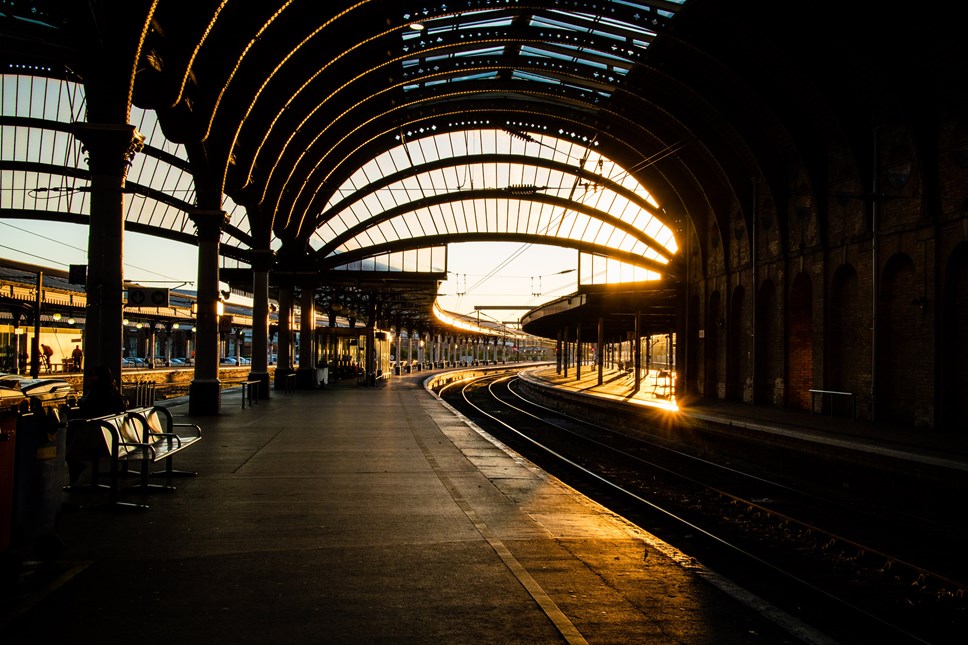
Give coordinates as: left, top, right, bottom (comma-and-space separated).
30, 272, 43, 378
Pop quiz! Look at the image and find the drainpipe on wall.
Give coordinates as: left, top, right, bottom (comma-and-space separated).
30, 272, 42, 378
871, 131, 879, 423
751, 179, 757, 404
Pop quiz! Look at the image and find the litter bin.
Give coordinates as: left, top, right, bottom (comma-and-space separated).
11, 389, 72, 559
0, 387, 27, 554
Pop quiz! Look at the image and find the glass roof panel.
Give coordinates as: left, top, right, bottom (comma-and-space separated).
424, 47, 505, 64
402, 10, 514, 39
509, 69, 612, 99
1, 73, 86, 122
324, 195, 669, 270
1, 73, 258, 248
424, 71, 499, 88
397, 2, 680, 95
580, 251, 664, 284
1, 168, 88, 214
222, 196, 251, 239
316, 128, 677, 268
331, 247, 446, 274
526, 42, 634, 71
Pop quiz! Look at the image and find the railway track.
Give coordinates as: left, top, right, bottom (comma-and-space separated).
437, 371, 967, 645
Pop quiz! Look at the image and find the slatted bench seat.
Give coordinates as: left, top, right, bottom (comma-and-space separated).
66, 407, 202, 510
126, 406, 202, 478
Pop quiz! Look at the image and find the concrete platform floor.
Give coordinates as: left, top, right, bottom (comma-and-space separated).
1, 371, 827, 644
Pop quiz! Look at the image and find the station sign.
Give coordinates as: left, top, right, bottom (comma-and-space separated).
127, 287, 170, 307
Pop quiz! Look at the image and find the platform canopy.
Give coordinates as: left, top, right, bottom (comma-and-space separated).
521, 279, 678, 340
0, 1, 696, 333
4, 0, 952, 336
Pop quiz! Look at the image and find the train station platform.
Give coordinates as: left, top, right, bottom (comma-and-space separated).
1, 370, 822, 644
523, 364, 968, 470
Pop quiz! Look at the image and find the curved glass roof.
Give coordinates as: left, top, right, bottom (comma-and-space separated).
3, 0, 689, 293
313, 127, 677, 273
0, 72, 252, 255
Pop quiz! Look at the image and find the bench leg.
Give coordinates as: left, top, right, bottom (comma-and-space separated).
83, 458, 150, 512
151, 456, 197, 479
63, 457, 111, 492
132, 460, 177, 493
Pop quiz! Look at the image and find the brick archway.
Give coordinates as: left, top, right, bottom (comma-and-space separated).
755, 279, 781, 405
726, 285, 746, 402
941, 243, 968, 431
828, 264, 864, 401
705, 290, 722, 398
878, 253, 919, 425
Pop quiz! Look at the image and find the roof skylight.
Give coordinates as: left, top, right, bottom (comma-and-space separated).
398, 2, 680, 95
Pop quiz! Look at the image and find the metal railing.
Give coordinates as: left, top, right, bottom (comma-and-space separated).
122, 380, 156, 408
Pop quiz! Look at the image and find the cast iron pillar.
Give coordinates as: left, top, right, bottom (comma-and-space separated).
72, 123, 144, 392
633, 310, 642, 392
597, 317, 605, 386
274, 286, 294, 390
576, 324, 582, 380
563, 327, 569, 377
556, 329, 562, 374
188, 209, 229, 416
296, 282, 317, 388
248, 249, 273, 398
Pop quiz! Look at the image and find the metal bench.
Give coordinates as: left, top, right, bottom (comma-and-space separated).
67, 408, 201, 510
651, 370, 672, 398
239, 379, 261, 408
126, 406, 202, 478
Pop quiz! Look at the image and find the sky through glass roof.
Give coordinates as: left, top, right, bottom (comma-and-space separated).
314, 127, 678, 278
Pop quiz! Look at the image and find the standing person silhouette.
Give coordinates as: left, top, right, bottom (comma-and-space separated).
41, 344, 53, 373
71, 344, 83, 372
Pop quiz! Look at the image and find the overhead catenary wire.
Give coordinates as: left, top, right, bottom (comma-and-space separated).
0, 220, 190, 282
606, 137, 692, 185
459, 136, 592, 302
